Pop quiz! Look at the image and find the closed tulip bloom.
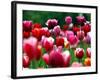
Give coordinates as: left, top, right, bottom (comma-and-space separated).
83, 33, 91, 44
82, 24, 91, 34
53, 25, 61, 36
32, 23, 42, 29
56, 36, 64, 47
65, 31, 74, 41
71, 62, 83, 67
23, 37, 38, 60
68, 35, 79, 48
84, 58, 91, 66
76, 16, 86, 24
62, 50, 71, 67
86, 48, 91, 58
42, 53, 49, 65
23, 53, 30, 68
23, 20, 32, 31
46, 19, 58, 29
77, 30, 85, 40
73, 26, 80, 34
23, 31, 30, 38
75, 48, 84, 59
65, 16, 72, 24
49, 50, 65, 67
42, 37, 54, 51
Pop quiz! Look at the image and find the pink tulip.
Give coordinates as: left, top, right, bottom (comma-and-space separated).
62, 50, 71, 67
65, 16, 72, 24
83, 33, 91, 44
86, 48, 91, 58
71, 62, 83, 67
75, 48, 84, 59
23, 20, 32, 31
68, 35, 79, 48
42, 37, 54, 51
77, 30, 85, 40
23, 37, 38, 60
65, 31, 74, 41
49, 49, 64, 67
76, 16, 86, 24
46, 19, 58, 29
53, 25, 61, 36
42, 53, 49, 65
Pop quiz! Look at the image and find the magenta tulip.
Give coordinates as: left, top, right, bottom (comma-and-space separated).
42, 53, 49, 65
77, 30, 85, 40
76, 16, 86, 24
65, 16, 72, 24
53, 25, 61, 36
86, 48, 91, 58
65, 31, 74, 41
23, 20, 32, 31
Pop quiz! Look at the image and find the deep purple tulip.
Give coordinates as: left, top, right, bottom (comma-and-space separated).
46, 19, 58, 29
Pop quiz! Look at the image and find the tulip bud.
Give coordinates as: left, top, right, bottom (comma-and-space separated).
75, 48, 84, 59
23, 54, 30, 68
86, 48, 91, 58
65, 16, 72, 24
23, 20, 32, 31
42, 53, 49, 65
77, 30, 85, 40
84, 58, 91, 66
53, 25, 61, 36
46, 19, 58, 29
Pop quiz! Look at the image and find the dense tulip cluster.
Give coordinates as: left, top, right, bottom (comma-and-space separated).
22, 15, 91, 69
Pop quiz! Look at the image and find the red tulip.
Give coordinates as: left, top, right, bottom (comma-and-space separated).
23, 20, 32, 31
46, 19, 58, 29
32, 23, 42, 29
56, 36, 64, 47
73, 27, 80, 33
49, 50, 64, 67
23, 31, 30, 38
77, 30, 85, 40
23, 37, 38, 60
75, 48, 84, 59
23, 54, 30, 68
82, 24, 91, 34
42, 53, 49, 65
63, 25, 68, 31
32, 28, 42, 41
86, 48, 91, 58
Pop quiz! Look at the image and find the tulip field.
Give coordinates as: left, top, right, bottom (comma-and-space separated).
22, 10, 91, 69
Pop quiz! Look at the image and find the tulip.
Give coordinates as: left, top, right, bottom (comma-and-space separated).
75, 48, 84, 59
73, 26, 80, 34
49, 49, 65, 67
77, 30, 85, 40
62, 25, 68, 31
86, 48, 91, 58
65, 16, 72, 24
23, 53, 30, 68
76, 16, 86, 25
71, 62, 82, 67
23, 37, 38, 60
23, 20, 32, 31
68, 35, 79, 48
62, 50, 71, 67
82, 24, 91, 34
42, 37, 54, 51
84, 58, 91, 66
65, 31, 74, 41
56, 36, 64, 47
53, 25, 61, 36
23, 31, 30, 38
42, 53, 49, 65
32, 28, 42, 41
32, 23, 42, 29
46, 19, 58, 29
83, 33, 91, 44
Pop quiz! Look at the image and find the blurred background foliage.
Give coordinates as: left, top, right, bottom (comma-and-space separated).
23, 10, 91, 27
